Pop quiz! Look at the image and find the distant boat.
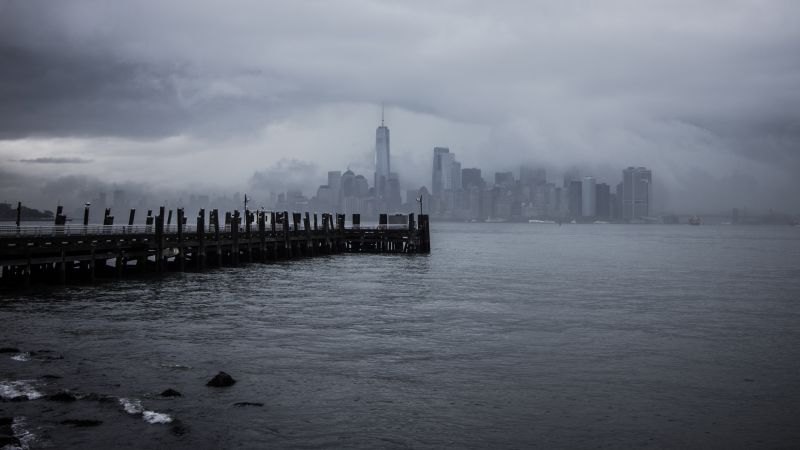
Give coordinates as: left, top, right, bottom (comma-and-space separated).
528, 219, 555, 224
485, 217, 507, 223
688, 216, 702, 226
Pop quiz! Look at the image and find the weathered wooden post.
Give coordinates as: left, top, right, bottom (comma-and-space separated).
212, 209, 221, 267
419, 214, 431, 253
128, 209, 136, 227
15, 201, 22, 228
155, 207, 165, 273
283, 211, 292, 258
258, 211, 267, 262
245, 209, 253, 263
197, 209, 206, 270
145, 210, 153, 233
83, 204, 90, 228
232, 210, 240, 266
351, 213, 361, 252
177, 208, 185, 271
303, 212, 312, 256
270, 211, 277, 260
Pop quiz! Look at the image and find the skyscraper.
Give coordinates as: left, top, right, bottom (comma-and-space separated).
432, 147, 452, 198
581, 176, 596, 218
461, 168, 484, 190
374, 107, 390, 200
622, 167, 652, 221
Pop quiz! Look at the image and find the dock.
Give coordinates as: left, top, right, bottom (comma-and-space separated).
0, 207, 431, 287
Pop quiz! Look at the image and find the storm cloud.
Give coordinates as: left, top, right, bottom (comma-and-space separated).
1, 0, 799, 213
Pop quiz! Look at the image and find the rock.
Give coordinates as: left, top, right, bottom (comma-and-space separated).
0, 434, 21, 447
0, 348, 20, 353
233, 402, 263, 407
41, 374, 62, 379
48, 392, 77, 402
160, 388, 182, 397
206, 371, 236, 387
61, 419, 103, 427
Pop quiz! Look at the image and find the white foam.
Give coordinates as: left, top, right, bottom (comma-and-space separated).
10, 416, 37, 450
10, 353, 30, 362
0, 380, 43, 401
118, 397, 143, 415
142, 411, 173, 424
118, 398, 173, 424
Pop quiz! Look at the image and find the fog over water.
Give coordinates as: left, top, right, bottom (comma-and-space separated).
1, 1, 799, 213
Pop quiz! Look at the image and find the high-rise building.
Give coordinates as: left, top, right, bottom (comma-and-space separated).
622, 167, 652, 221
432, 147, 452, 198
462, 168, 484, 190
595, 183, 610, 220
581, 177, 596, 218
494, 172, 514, 187
327, 171, 342, 209
568, 180, 582, 219
374, 108, 390, 200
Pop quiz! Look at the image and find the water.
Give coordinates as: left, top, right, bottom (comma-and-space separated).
2, 223, 800, 449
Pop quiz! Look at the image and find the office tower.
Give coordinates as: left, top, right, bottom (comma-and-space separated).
327, 171, 342, 208
387, 172, 401, 210
341, 169, 355, 198
462, 168, 484, 190
374, 108, 390, 200
494, 172, 514, 187
432, 147, 452, 198
622, 167, 652, 220
595, 183, 611, 220
581, 177, 596, 218
568, 180, 582, 218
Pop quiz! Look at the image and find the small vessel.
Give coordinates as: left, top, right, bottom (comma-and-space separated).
528, 219, 555, 224
688, 216, 702, 226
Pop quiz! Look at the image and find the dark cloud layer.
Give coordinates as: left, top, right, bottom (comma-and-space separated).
1, 0, 799, 212
18, 157, 92, 164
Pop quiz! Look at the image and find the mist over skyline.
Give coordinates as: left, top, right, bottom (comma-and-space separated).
1, 0, 799, 214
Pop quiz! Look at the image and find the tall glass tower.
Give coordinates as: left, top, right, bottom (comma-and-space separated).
375, 107, 390, 200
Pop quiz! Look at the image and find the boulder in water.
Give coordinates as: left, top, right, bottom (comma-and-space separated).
233, 402, 263, 407
160, 388, 182, 397
48, 391, 77, 402
206, 372, 236, 387
0, 348, 20, 354
0, 434, 21, 447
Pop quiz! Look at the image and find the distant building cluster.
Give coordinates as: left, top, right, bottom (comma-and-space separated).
415, 149, 654, 223
275, 113, 655, 223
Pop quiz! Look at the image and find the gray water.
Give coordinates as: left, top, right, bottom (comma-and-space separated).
2, 223, 800, 449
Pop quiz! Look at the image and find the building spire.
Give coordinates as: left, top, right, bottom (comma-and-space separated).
381, 103, 385, 127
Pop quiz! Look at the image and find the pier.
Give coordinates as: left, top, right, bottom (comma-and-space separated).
0, 207, 430, 288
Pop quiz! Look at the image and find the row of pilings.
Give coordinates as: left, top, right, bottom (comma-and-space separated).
0, 207, 430, 288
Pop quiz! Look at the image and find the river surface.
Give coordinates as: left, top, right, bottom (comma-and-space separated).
2, 223, 800, 449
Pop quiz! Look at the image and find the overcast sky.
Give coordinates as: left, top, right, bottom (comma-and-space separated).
1, 0, 799, 213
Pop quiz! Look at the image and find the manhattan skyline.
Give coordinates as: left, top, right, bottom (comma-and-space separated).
1, 1, 799, 215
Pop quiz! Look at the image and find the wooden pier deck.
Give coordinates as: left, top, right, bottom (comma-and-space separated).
0, 209, 430, 287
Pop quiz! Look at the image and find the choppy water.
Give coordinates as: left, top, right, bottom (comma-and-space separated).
2, 223, 800, 449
